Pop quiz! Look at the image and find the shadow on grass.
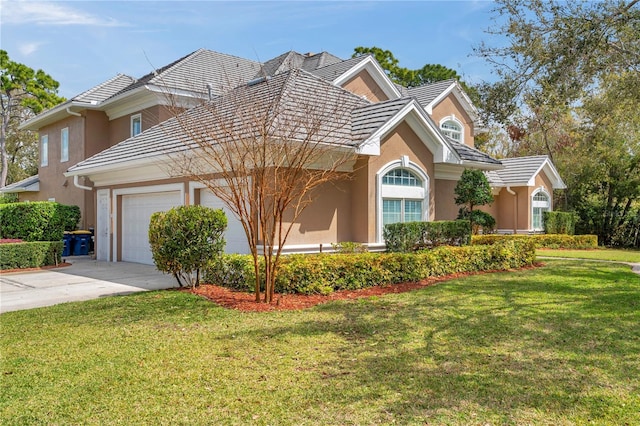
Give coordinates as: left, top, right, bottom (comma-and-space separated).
222, 261, 640, 423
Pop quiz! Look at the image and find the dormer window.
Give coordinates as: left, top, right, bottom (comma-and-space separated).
131, 114, 142, 137
441, 120, 462, 142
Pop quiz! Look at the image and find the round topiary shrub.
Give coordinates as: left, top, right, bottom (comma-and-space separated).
149, 205, 227, 287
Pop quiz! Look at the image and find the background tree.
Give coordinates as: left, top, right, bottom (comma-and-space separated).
454, 169, 494, 234
169, 70, 365, 303
352, 46, 478, 100
476, 0, 640, 246
1, 50, 65, 187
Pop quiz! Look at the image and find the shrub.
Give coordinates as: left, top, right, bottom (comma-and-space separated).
206, 240, 536, 295
0, 241, 63, 270
0, 201, 73, 241
331, 241, 368, 253
206, 254, 262, 292
543, 211, 577, 235
472, 234, 598, 249
458, 208, 496, 234
383, 220, 471, 252
149, 205, 227, 288
59, 204, 81, 231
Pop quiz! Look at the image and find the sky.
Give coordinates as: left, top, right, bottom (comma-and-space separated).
0, 0, 506, 99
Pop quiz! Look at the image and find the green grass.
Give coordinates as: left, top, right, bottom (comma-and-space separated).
537, 248, 640, 263
2, 260, 639, 425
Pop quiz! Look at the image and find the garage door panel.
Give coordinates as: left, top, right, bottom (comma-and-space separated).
200, 190, 250, 254
121, 191, 181, 264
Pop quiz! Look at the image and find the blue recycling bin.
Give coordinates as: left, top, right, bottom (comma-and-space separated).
62, 232, 73, 257
72, 231, 92, 256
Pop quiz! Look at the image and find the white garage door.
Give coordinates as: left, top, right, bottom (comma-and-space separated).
200, 190, 250, 254
121, 191, 182, 264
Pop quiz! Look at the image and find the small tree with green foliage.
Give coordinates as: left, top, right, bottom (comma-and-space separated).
149, 205, 227, 288
455, 169, 495, 234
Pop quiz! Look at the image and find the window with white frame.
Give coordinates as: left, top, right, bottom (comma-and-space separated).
60, 127, 69, 162
40, 135, 48, 167
441, 120, 463, 142
380, 167, 427, 227
532, 190, 551, 230
131, 114, 142, 137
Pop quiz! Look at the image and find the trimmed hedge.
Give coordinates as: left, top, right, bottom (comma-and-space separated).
543, 211, 577, 235
383, 220, 471, 253
472, 234, 598, 249
149, 205, 227, 287
205, 239, 535, 295
0, 202, 81, 241
0, 241, 63, 270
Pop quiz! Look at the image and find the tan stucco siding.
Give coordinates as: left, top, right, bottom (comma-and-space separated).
494, 186, 531, 232
282, 179, 353, 246
37, 116, 95, 229
434, 179, 459, 220
84, 111, 110, 158
531, 173, 554, 208
342, 71, 389, 103
359, 121, 436, 243
430, 94, 475, 147
108, 105, 172, 147
350, 157, 370, 243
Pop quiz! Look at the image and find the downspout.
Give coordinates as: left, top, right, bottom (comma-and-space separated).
506, 186, 517, 234
73, 175, 92, 191
66, 107, 81, 117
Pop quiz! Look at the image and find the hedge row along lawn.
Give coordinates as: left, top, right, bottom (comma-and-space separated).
537, 248, 640, 263
2, 259, 639, 425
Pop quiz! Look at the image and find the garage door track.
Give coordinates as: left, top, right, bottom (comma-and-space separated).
1, 256, 177, 313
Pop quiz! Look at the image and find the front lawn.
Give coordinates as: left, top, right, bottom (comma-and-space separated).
537, 248, 640, 263
1, 260, 639, 425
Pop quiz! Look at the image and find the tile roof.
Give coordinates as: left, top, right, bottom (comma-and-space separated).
493, 155, 550, 185
68, 70, 370, 174
486, 155, 565, 189
109, 49, 262, 100
447, 138, 502, 166
310, 55, 371, 81
259, 51, 344, 78
74, 74, 136, 104
0, 174, 39, 193
407, 79, 456, 107
352, 98, 413, 141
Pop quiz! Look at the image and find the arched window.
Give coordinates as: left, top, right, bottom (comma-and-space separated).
441, 119, 463, 142
532, 189, 551, 230
377, 160, 429, 242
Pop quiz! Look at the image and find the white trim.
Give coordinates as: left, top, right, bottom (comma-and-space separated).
130, 113, 142, 137
112, 183, 185, 262
332, 56, 402, 100
439, 115, 464, 145
358, 100, 460, 165
531, 187, 551, 231
376, 159, 430, 243
425, 81, 457, 114
96, 189, 111, 261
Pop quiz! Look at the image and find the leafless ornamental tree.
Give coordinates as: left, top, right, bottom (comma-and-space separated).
170, 70, 367, 303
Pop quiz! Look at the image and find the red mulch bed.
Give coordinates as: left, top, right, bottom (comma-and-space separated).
186, 263, 542, 312
2, 263, 72, 274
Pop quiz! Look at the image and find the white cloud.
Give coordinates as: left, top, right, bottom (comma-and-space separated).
18, 41, 44, 56
1, 1, 125, 27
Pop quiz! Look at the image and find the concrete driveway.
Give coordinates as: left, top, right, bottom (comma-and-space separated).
0, 256, 178, 314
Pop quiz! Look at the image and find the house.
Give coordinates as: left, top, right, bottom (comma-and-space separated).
9, 49, 565, 264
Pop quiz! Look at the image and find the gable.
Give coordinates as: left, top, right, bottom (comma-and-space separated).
341, 70, 389, 103
429, 93, 476, 146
